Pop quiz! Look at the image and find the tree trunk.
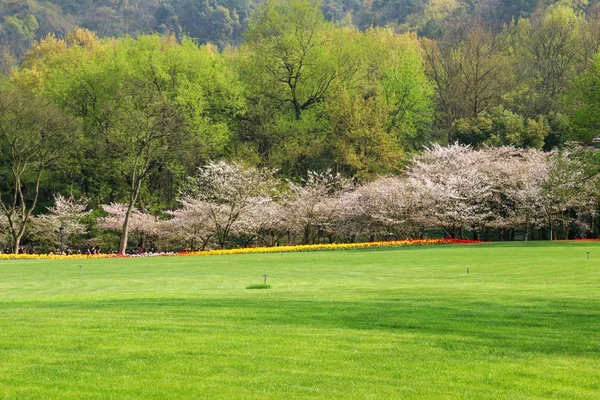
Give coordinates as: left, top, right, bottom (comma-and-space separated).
118, 203, 134, 254
12, 235, 20, 255
118, 182, 141, 254
303, 225, 311, 245
218, 229, 227, 249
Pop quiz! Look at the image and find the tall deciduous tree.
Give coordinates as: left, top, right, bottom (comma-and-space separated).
372, 30, 434, 148
233, 0, 365, 176
570, 51, 600, 144
244, 0, 350, 120
510, 5, 584, 117
422, 24, 511, 141
0, 84, 75, 253
18, 30, 244, 253
327, 92, 403, 179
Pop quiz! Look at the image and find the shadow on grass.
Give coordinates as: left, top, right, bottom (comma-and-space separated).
2, 296, 599, 357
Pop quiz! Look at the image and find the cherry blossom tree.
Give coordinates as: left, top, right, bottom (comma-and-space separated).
0, 214, 10, 251
351, 177, 433, 240
286, 171, 352, 244
183, 161, 279, 249
334, 189, 372, 242
29, 195, 90, 250
236, 200, 295, 247
409, 143, 494, 238
494, 149, 550, 240
98, 203, 160, 251
540, 150, 598, 239
407, 144, 558, 239
161, 199, 215, 251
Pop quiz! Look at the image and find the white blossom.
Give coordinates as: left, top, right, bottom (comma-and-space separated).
29, 195, 90, 249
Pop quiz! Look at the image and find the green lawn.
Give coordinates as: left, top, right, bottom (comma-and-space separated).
1, 242, 599, 399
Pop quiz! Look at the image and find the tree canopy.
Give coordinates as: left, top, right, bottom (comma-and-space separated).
3, 1, 600, 252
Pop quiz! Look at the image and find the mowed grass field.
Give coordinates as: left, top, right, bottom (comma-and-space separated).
1, 242, 599, 399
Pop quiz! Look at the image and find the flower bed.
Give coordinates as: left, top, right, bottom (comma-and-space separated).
0, 238, 482, 260
178, 238, 482, 257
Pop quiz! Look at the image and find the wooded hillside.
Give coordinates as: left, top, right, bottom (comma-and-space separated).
3, 0, 600, 252
2, 0, 590, 72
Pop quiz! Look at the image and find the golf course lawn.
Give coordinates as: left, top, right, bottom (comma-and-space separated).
0, 241, 599, 399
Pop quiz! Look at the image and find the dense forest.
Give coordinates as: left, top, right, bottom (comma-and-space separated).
2, 0, 600, 253
2, 0, 591, 72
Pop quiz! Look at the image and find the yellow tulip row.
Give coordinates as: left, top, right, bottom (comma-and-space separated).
179, 238, 473, 257
0, 238, 479, 260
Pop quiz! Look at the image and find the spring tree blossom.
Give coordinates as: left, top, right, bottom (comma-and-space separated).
30, 195, 90, 249
286, 170, 352, 244
182, 161, 279, 249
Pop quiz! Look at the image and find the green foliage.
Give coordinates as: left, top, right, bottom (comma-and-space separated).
368, 29, 434, 148
508, 5, 584, 116
2, 1, 600, 213
570, 52, 600, 144
326, 87, 404, 179
0, 81, 77, 251
453, 106, 548, 149
542, 112, 571, 150
235, 8, 432, 176
244, 0, 337, 120
16, 31, 244, 209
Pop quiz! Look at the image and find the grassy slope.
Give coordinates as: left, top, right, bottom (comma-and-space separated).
0, 242, 599, 399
